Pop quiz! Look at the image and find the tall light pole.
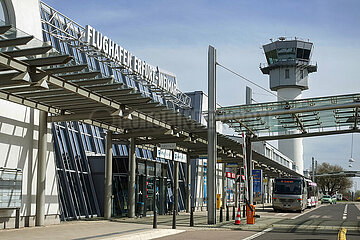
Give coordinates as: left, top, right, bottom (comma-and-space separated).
207, 45, 217, 224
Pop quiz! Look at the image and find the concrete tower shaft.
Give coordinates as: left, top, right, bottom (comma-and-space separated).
260, 38, 317, 174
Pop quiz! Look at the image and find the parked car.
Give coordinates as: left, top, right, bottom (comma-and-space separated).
321, 195, 335, 204
331, 195, 337, 204
356, 197, 360, 202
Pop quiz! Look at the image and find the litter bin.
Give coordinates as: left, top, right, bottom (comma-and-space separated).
136, 202, 144, 217
246, 204, 255, 224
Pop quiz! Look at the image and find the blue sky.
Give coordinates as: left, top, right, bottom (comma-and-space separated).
46, 0, 360, 190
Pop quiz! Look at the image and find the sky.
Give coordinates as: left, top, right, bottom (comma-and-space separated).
45, 0, 360, 191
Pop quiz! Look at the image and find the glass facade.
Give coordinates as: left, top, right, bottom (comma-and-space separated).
40, 3, 189, 220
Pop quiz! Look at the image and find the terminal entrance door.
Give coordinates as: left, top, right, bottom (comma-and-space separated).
112, 175, 128, 217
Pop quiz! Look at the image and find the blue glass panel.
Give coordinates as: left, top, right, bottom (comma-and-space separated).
135, 148, 141, 158
122, 145, 128, 156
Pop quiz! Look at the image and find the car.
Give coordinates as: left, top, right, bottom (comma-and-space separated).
321, 195, 335, 204
342, 196, 349, 201
356, 197, 360, 202
331, 195, 337, 204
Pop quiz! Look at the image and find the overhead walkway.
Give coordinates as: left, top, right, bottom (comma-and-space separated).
216, 93, 360, 141
315, 171, 360, 177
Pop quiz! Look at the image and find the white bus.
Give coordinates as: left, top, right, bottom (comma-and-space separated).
305, 179, 318, 208
273, 178, 308, 212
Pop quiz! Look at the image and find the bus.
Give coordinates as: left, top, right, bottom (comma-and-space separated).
273, 177, 308, 212
305, 179, 318, 208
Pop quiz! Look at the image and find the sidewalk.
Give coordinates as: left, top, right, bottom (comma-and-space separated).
0, 204, 284, 240
0, 221, 184, 240
114, 204, 282, 231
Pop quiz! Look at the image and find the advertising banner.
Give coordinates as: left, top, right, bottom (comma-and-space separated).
252, 169, 262, 202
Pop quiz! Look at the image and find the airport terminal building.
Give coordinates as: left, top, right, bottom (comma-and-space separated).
0, 0, 299, 228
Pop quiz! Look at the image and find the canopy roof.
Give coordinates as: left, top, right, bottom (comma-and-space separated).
217, 93, 360, 141
0, 21, 301, 177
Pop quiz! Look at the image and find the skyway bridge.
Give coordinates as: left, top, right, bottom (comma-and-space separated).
315, 171, 360, 177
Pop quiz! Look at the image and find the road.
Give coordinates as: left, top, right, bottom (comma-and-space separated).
156, 203, 360, 240
252, 203, 360, 240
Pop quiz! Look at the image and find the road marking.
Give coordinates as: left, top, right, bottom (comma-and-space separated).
291, 205, 323, 220
275, 213, 288, 216
343, 204, 348, 220
243, 227, 273, 240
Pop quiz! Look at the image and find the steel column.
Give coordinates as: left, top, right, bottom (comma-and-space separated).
186, 154, 191, 213
104, 131, 113, 219
174, 160, 179, 213
222, 163, 226, 209
35, 111, 47, 226
207, 45, 217, 224
128, 138, 136, 218
235, 165, 239, 208
246, 135, 253, 204
173, 155, 179, 229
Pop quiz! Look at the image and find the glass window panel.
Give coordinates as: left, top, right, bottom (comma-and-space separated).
142, 149, 148, 159
135, 148, 142, 158
122, 145, 128, 156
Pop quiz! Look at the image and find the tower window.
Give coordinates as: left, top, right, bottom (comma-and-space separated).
285, 69, 290, 79
300, 70, 304, 79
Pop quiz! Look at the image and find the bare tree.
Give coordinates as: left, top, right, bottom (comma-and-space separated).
316, 163, 352, 195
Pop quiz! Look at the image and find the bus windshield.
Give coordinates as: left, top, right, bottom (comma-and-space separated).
274, 179, 302, 195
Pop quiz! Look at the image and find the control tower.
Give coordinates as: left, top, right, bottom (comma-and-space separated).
260, 37, 317, 174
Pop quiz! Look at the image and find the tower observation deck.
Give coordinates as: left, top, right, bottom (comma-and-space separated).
260, 37, 317, 174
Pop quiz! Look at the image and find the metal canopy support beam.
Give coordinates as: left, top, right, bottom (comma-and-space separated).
104, 131, 113, 219
0, 35, 33, 47
23, 54, 72, 67
252, 128, 360, 142
112, 129, 169, 139
186, 154, 191, 213
128, 138, 136, 218
3, 45, 52, 57
43, 64, 88, 74
293, 113, 306, 133
48, 110, 124, 122
35, 111, 47, 226
207, 45, 217, 224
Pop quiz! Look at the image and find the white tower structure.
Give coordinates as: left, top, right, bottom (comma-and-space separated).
260, 37, 317, 174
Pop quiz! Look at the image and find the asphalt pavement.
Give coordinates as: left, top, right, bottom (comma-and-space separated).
252, 203, 360, 240
0, 202, 358, 240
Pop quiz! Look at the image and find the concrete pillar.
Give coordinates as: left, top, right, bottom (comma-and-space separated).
128, 138, 136, 218
277, 88, 303, 174
174, 159, 179, 213
186, 154, 191, 213
222, 163, 226, 208
35, 111, 47, 226
104, 131, 113, 219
